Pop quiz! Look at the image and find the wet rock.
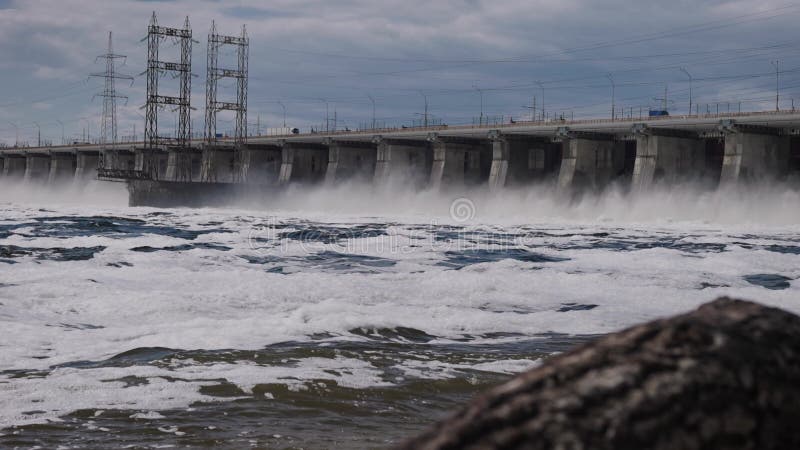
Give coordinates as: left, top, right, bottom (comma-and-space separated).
399, 298, 800, 450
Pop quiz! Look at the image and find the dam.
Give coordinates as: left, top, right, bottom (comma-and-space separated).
2, 111, 799, 207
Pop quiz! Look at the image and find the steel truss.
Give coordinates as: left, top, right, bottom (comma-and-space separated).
204, 21, 249, 181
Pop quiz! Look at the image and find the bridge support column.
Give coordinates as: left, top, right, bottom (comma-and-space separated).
239, 145, 282, 184
74, 152, 100, 180
48, 153, 77, 184
2, 156, 26, 179
427, 134, 489, 190
102, 151, 135, 172
324, 139, 376, 185
200, 146, 236, 183
372, 137, 431, 188
631, 125, 704, 191
134, 149, 169, 180
278, 142, 328, 186
489, 131, 562, 190
488, 131, 509, 191
557, 129, 624, 192
23, 155, 51, 182
718, 121, 790, 186
164, 149, 198, 182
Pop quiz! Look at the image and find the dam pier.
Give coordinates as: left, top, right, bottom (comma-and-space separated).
1, 111, 799, 207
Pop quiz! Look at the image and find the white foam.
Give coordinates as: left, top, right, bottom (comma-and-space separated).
1, 182, 800, 428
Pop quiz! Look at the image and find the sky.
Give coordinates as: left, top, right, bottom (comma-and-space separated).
0, 0, 799, 146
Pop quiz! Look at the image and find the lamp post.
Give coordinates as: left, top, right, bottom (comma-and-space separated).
80, 117, 90, 143
9, 122, 18, 147
535, 80, 544, 121
418, 91, 428, 128
315, 98, 329, 132
367, 94, 376, 130
607, 74, 615, 120
33, 122, 41, 147
679, 67, 692, 115
56, 120, 65, 145
277, 101, 286, 128
771, 60, 780, 111
473, 84, 484, 125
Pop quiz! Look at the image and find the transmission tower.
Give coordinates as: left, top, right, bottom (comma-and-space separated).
204, 21, 249, 180
91, 32, 133, 148
142, 12, 195, 179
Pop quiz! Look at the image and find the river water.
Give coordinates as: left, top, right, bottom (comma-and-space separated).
1, 181, 799, 448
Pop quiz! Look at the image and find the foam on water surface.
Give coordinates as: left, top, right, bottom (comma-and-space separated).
1, 181, 799, 447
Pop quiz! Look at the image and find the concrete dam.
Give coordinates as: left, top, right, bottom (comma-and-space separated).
2, 111, 800, 207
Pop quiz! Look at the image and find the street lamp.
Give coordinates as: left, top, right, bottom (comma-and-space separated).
473, 84, 484, 125
8, 122, 18, 147
771, 60, 780, 111
535, 81, 544, 121
316, 98, 329, 132
367, 94, 376, 130
80, 117, 90, 143
679, 67, 693, 116
33, 122, 41, 147
607, 74, 615, 121
418, 91, 428, 128
56, 120, 65, 145
277, 101, 287, 128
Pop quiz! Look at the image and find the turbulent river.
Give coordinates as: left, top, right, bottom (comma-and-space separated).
1, 180, 799, 449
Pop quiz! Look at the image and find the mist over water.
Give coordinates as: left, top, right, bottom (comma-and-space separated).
1, 178, 799, 448
2, 178, 800, 227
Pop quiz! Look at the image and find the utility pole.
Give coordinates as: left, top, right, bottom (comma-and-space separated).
679, 67, 692, 115
367, 94, 375, 129
771, 60, 780, 111
419, 91, 428, 127
277, 101, 286, 128
535, 81, 544, 122
143, 12, 195, 180
473, 84, 484, 125
316, 98, 329, 132
34, 122, 41, 147
205, 21, 249, 146
56, 120, 65, 145
607, 74, 615, 120
9, 122, 18, 147
91, 31, 133, 150
80, 117, 90, 142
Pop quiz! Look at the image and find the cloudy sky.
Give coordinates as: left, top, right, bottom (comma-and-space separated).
0, 0, 798, 146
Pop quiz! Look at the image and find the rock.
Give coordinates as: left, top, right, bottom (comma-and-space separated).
399, 298, 800, 450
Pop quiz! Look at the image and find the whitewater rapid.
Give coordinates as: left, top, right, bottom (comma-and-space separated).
0, 180, 798, 447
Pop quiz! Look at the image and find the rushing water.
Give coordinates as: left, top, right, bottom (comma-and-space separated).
1, 181, 799, 449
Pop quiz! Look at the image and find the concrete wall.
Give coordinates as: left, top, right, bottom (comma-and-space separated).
240, 147, 282, 185
489, 135, 561, 190
631, 134, 704, 190
325, 143, 376, 185
373, 140, 431, 188
48, 154, 77, 184
720, 132, 790, 185
23, 155, 51, 182
278, 144, 328, 185
164, 150, 201, 182
2, 157, 26, 178
200, 148, 236, 183
74, 153, 100, 180
557, 138, 625, 191
135, 150, 169, 180
102, 151, 135, 172
429, 140, 489, 190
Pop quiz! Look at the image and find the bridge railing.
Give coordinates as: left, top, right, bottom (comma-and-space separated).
4, 110, 800, 154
